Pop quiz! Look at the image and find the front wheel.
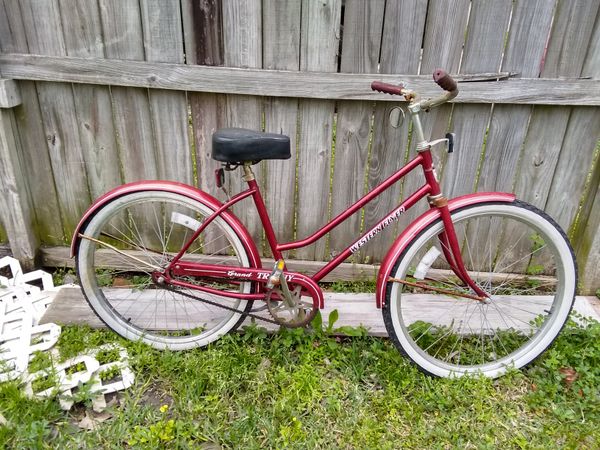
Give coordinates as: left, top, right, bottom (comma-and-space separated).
76, 190, 254, 350
383, 200, 577, 378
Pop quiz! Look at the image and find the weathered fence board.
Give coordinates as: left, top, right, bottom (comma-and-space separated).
389, 0, 470, 262
99, 0, 157, 183
542, 0, 600, 234
59, 0, 121, 199
442, 0, 512, 199
141, 1, 192, 186
0, 108, 38, 268
262, 0, 301, 247
545, 108, 600, 232
363, 0, 427, 263
329, 0, 385, 257
4, 54, 600, 105
295, 0, 342, 261
417, 0, 471, 160
477, 0, 555, 197
222, 0, 264, 252
17, 0, 92, 236
574, 7, 600, 293
1, 0, 64, 243
576, 163, 600, 292
523, 0, 599, 224
182, 0, 228, 255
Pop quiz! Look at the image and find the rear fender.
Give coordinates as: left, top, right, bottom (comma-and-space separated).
70, 181, 262, 269
375, 192, 516, 307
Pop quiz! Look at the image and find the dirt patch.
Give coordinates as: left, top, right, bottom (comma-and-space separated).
139, 381, 174, 409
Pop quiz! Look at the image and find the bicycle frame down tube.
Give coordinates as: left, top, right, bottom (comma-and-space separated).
311, 184, 431, 282
275, 153, 425, 253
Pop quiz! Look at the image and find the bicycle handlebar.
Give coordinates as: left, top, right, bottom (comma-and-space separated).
371, 69, 458, 109
432, 69, 457, 92
370, 80, 405, 96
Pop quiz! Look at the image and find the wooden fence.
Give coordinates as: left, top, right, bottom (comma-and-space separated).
0, 0, 599, 292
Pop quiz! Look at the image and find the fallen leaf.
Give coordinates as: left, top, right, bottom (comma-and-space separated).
112, 277, 130, 287
558, 367, 578, 387
77, 411, 112, 430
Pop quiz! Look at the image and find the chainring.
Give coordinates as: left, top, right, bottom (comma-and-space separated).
265, 285, 318, 328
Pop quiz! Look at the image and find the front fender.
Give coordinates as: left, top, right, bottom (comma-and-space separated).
375, 192, 516, 307
70, 181, 262, 269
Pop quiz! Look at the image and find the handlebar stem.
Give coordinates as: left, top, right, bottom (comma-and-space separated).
407, 88, 458, 151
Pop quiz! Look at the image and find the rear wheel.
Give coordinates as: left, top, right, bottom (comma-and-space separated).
76, 191, 254, 350
383, 201, 576, 378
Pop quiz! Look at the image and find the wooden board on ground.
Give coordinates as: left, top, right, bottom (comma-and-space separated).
41, 286, 600, 337
41, 286, 386, 335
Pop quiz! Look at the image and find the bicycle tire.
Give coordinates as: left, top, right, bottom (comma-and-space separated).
76, 190, 254, 350
382, 200, 577, 378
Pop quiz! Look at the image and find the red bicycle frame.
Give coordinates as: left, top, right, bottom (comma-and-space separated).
71, 73, 501, 307
165, 144, 488, 300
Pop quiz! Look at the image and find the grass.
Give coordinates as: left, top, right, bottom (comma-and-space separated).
1, 316, 599, 448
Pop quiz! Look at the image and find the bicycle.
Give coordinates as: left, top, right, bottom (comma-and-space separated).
71, 70, 577, 378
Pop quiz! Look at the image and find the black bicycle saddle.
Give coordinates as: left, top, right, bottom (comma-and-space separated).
212, 128, 291, 163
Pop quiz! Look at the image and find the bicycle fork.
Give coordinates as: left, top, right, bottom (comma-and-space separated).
410, 106, 489, 301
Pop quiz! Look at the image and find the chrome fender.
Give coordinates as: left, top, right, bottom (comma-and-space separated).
70, 181, 262, 269
375, 192, 516, 307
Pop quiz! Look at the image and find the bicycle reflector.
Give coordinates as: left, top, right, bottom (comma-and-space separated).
215, 168, 225, 188
446, 133, 456, 153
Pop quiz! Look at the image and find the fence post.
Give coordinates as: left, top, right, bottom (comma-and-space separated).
0, 79, 39, 270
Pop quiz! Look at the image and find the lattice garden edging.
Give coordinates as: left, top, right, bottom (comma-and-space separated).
0, 256, 134, 411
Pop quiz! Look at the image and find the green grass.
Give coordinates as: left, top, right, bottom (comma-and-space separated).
325, 280, 377, 293
1, 316, 599, 448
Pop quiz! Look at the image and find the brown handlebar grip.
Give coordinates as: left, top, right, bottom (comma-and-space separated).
371, 81, 404, 96
433, 69, 457, 92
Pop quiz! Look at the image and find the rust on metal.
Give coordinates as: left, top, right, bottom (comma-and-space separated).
388, 277, 487, 302
429, 196, 448, 207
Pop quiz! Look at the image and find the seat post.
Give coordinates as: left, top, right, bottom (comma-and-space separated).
241, 163, 283, 260
242, 163, 255, 183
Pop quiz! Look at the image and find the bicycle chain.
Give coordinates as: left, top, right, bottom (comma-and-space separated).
163, 284, 287, 327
